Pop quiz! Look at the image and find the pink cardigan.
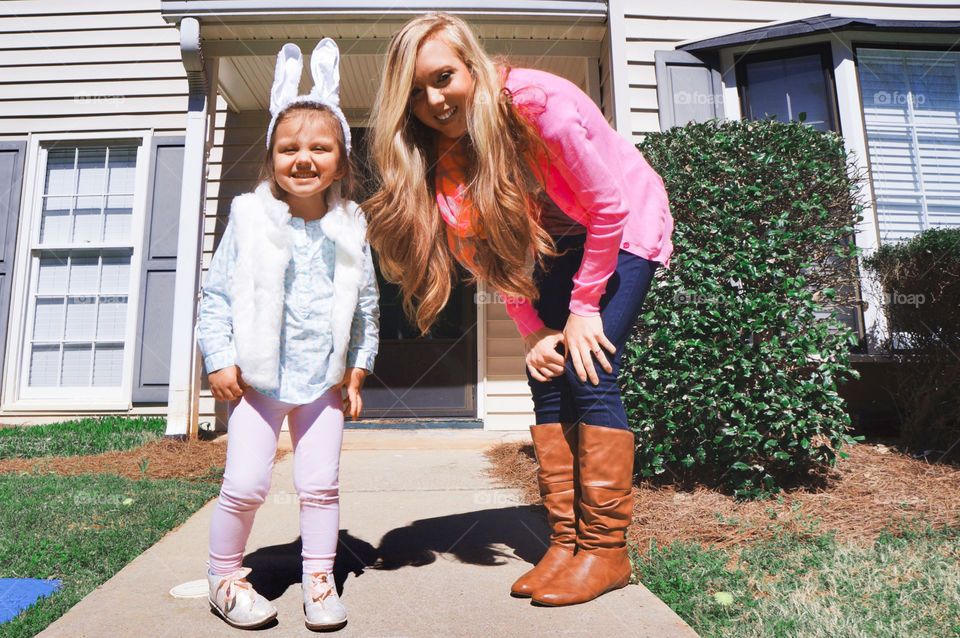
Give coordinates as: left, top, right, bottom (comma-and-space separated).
496, 68, 674, 337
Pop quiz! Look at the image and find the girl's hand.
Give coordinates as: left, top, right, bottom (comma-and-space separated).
338, 367, 368, 421
563, 313, 615, 386
524, 328, 567, 382
208, 365, 247, 402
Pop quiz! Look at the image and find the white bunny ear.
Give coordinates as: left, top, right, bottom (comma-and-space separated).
270, 43, 303, 117
308, 38, 341, 107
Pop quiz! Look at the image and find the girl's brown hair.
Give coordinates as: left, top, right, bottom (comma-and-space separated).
363, 12, 554, 335
260, 103, 356, 201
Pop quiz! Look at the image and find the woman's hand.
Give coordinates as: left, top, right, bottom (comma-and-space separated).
524, 327, 567, 382
337, 367, 368, 421
563, 313, 615, 385
208, 365, 247, 402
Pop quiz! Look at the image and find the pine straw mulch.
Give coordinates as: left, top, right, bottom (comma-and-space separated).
0, 436, 288, 483
484, 439, 960, 551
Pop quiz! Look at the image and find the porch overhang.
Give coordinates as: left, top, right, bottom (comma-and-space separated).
679, 15, 960, 54
162, 2, 608, 116
160, 1, 608, 23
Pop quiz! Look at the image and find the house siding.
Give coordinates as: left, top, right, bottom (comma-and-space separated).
0, 1, 188, 138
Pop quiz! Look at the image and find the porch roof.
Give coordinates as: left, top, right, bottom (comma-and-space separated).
165, 3, 607, 115
679, 15, 960, 53
160, 0, 608, 23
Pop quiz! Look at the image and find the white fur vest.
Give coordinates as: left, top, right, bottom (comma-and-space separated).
228, 181, 366, 392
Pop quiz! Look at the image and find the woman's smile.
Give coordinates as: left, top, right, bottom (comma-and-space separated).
409, 37, 474, 138
435, 106, 457, 122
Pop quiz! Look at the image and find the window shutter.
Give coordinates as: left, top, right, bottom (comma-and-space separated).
132, 137, 184, 402
0, 142, 27, 387
655, 50, 725, 131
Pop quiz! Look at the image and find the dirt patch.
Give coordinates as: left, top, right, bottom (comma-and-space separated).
484, 439, 960, 550
0, 436, 288, 483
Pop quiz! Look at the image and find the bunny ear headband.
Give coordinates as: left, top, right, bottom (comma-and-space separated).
266, 38, 352, 155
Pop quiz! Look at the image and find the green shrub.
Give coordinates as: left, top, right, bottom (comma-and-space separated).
863, 227, 960, 452
623, 118, 862, 499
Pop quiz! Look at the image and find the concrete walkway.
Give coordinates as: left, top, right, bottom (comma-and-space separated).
38, 430, 699, 638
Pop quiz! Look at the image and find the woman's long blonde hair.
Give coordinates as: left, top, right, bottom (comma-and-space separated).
364, 12, 554, 335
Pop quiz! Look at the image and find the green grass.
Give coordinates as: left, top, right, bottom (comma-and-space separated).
0, 417, 167, 459
635, 514, 960, 638
0, 471, 220, 637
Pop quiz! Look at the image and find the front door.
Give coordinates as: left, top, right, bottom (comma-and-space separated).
362, 274, 477, 418
352, 128, 478, 418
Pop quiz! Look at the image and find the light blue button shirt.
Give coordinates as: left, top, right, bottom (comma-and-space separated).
197, 214, 380, 405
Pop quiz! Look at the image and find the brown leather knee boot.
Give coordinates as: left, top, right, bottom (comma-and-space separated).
510, 422, 578, 597
532, 424, 634, 606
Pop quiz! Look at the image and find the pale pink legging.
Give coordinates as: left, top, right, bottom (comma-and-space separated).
208, 388, 343, 576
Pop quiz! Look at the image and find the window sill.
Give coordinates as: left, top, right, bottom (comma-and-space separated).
0, 399, 133, 413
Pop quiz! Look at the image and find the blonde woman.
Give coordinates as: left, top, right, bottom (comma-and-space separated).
364, 13, 673, 606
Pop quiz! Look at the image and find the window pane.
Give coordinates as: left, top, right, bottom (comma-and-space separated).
743, 54, 834, 131
93, 344, 123, 387
68, 254, 99, 294
908, 58, 959, 128
44, 148, 75, 196
103, 206, 132, 242
64, 296, 97, 341
99, 255, 130, 294
61, 344, 92, 386
72, 207, 101, 244
33, 298, 64, 341
37, 255, 68, 295
39, 199, 72, 244
96, 296, 127, 341
29, 344, 60, 387
76, 147, 106, 195
106, 147, 137, 194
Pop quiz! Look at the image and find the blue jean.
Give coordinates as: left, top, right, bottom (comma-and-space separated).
526, 235, 657, 430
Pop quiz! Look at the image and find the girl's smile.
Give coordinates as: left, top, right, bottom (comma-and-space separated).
272, 113, 345, 219
410, 36, 474, 138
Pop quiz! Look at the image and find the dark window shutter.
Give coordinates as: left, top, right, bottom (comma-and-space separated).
655, 50, 725, 131
132, 136, 184, 402
0, 142, 27, 388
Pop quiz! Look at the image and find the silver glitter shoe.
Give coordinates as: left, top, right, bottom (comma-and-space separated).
302, 571, 347, 631
207, 567, 277, 629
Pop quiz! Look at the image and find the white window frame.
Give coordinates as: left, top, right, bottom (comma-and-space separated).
2, 130, 153, 411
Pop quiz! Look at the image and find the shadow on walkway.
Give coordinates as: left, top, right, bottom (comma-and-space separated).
242, 505, 550, 600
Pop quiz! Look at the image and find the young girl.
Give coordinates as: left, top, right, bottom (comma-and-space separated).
365, 14, 673, 606
197, 39, 378, 630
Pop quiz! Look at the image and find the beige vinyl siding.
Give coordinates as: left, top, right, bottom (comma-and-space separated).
622, 0, 960, 142
483, 303, 534, 430
0, 0, 187, 139
0, 1, 187, 423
